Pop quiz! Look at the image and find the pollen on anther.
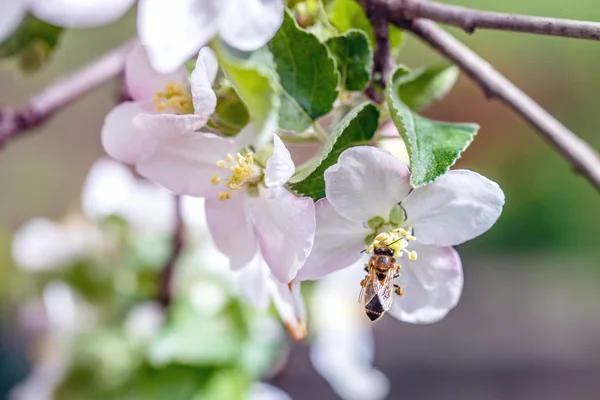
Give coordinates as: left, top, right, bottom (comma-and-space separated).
408, 251, 418, 261
216, 160, 227, 168
211, 175, 221, 185
226, 154, 233, 162
218, 192, 231, 201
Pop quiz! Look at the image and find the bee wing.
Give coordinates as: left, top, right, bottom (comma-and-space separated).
359, 273, 380, 307
377, 268, 397, 311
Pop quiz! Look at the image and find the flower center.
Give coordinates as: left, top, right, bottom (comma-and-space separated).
212, 152, 263, 200
152, 82, 194, 114
365, 228, 418, 261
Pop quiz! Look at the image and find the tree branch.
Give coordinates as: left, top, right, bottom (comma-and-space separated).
402, 19, 600, 191
0, 39, 136, 149
158, 195, 185, 308
391, 0, 600, 40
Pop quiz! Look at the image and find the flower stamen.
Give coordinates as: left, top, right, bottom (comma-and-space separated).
152, 82, 194, 114
212, 151, 261, 200
365, 228, 417, 260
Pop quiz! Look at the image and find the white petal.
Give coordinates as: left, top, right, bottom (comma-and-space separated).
248, 383, 291, 400
218, 0, 284, 51
249, 189, 315, 283
0, 0, 27, 43
101, 102, 155, 165
138, 0, 219, 73
205, 195, 257, 271
190, 48, 217, 117
402, 170, 505, 246
297, 199, 370, 281
270, 279, 306, 341
134, 122, 234, 197
388, 243, 463, 324
234, 251, 271, 310
81, 158, 136, 221
125, 44, 189, 102
29, 0, 135, 28
264, 134, 295, 189
325, 146, 411, 223
199, 46, 219, 85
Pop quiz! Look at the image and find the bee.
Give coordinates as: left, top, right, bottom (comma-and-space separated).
359, 246, 404, 321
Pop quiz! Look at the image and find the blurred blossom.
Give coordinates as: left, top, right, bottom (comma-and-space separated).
138, 0, 284, 72
249, 382, 292, 400
311, 264, 390, 400
0, 0, 135, 42
12, 217, 102, 271
42, 281, 97, 334
123, 302, 165, 343
376, 121, 410, 166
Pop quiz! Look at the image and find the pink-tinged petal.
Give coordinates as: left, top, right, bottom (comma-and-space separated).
325, 146, 411, 223
125, 44, 188, 102
218, 0, 284, 51
134, 122, 235, 197
133, 106, 210, 136
271, 280, 306, 341
234, 251, 270, 310
199, 47, 218, 85
297, 199, 370, 281
264, 134, 295, 189
29, 0, 135, 28
205, 195, 257, 271
249, 189, 315, 283
388, 243, 463, 324
0, 0, 26, 43
101, 102, 156, 165
190, 48, 217, 117
138, 0, 219, 73
402, 170, 505, 247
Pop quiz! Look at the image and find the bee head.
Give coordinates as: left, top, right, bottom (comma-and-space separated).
373, 247, 394, 257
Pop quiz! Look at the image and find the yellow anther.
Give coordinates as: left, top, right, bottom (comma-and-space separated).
216, 160, 227, 168
211, 175, 221, 185
408, 251, 418, 261
226, 152, 257, 190
152, 82, 194, 114
226, 154, 233, 162
366, 227, 417, 258
218, 192, 231, 201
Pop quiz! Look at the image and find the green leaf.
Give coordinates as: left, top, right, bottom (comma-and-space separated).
268, 10, 339, 132
209, 86, 250, 136
289, 102, 379, 200
0, 14, 63, 73
387, 66, 478, 187
396, 64, 459, 111
194, 368, 249, 400
213, 42, 279, 146
326, 29, 373, 91
327, 0, 403, 49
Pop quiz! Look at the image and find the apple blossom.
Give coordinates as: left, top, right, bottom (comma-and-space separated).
299, 146, 504, 323
0, 0, 135, 43
102, 44, 217, 165
137, 0, 284, 72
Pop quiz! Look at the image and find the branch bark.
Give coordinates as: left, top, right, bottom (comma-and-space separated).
391, 0, 600, 40
158, 195, 185, 308
0, 39, 135, 148
403, 19, 600, 191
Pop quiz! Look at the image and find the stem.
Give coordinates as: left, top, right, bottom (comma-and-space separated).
0, 39, 136, 149
391, 0, 600, 40
158, 196, 185, 308
405, 19, 600, 191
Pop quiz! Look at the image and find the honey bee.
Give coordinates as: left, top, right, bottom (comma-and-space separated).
359, 246, 404, 321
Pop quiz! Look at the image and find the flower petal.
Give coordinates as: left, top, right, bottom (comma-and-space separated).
29, 0, 135, 28
218, 0, 284, 51
402, 170, 505, 246
199, 46, 218, 85
190, 48, 217, 117
297, 199, 370, 281
248, 383, 292, 400
0, 0, 26, 43
205, 195, 257, 271
388, 243, 463, 324
101, 102, 156, 165
138, 0, 219, 73
135, 124, 235, 197
325, 146, 411, 223
125, 44, 189, 102
234, 251, 270, 310
264, 134, 295, 189
270, 279, 306, 341
250, 189, 315, 283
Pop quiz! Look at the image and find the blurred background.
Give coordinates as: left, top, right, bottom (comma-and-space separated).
1, 0, 599, 399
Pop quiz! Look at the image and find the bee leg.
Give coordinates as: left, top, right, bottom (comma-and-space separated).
394, 284, 404, 296
393, 272, 400, 279
364, 264, 369, 272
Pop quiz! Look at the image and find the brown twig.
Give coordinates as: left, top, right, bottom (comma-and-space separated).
158, 195, 185, 308
404, 19, 600, 191
389, 0, 600, 40
0, 39, 136, 149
